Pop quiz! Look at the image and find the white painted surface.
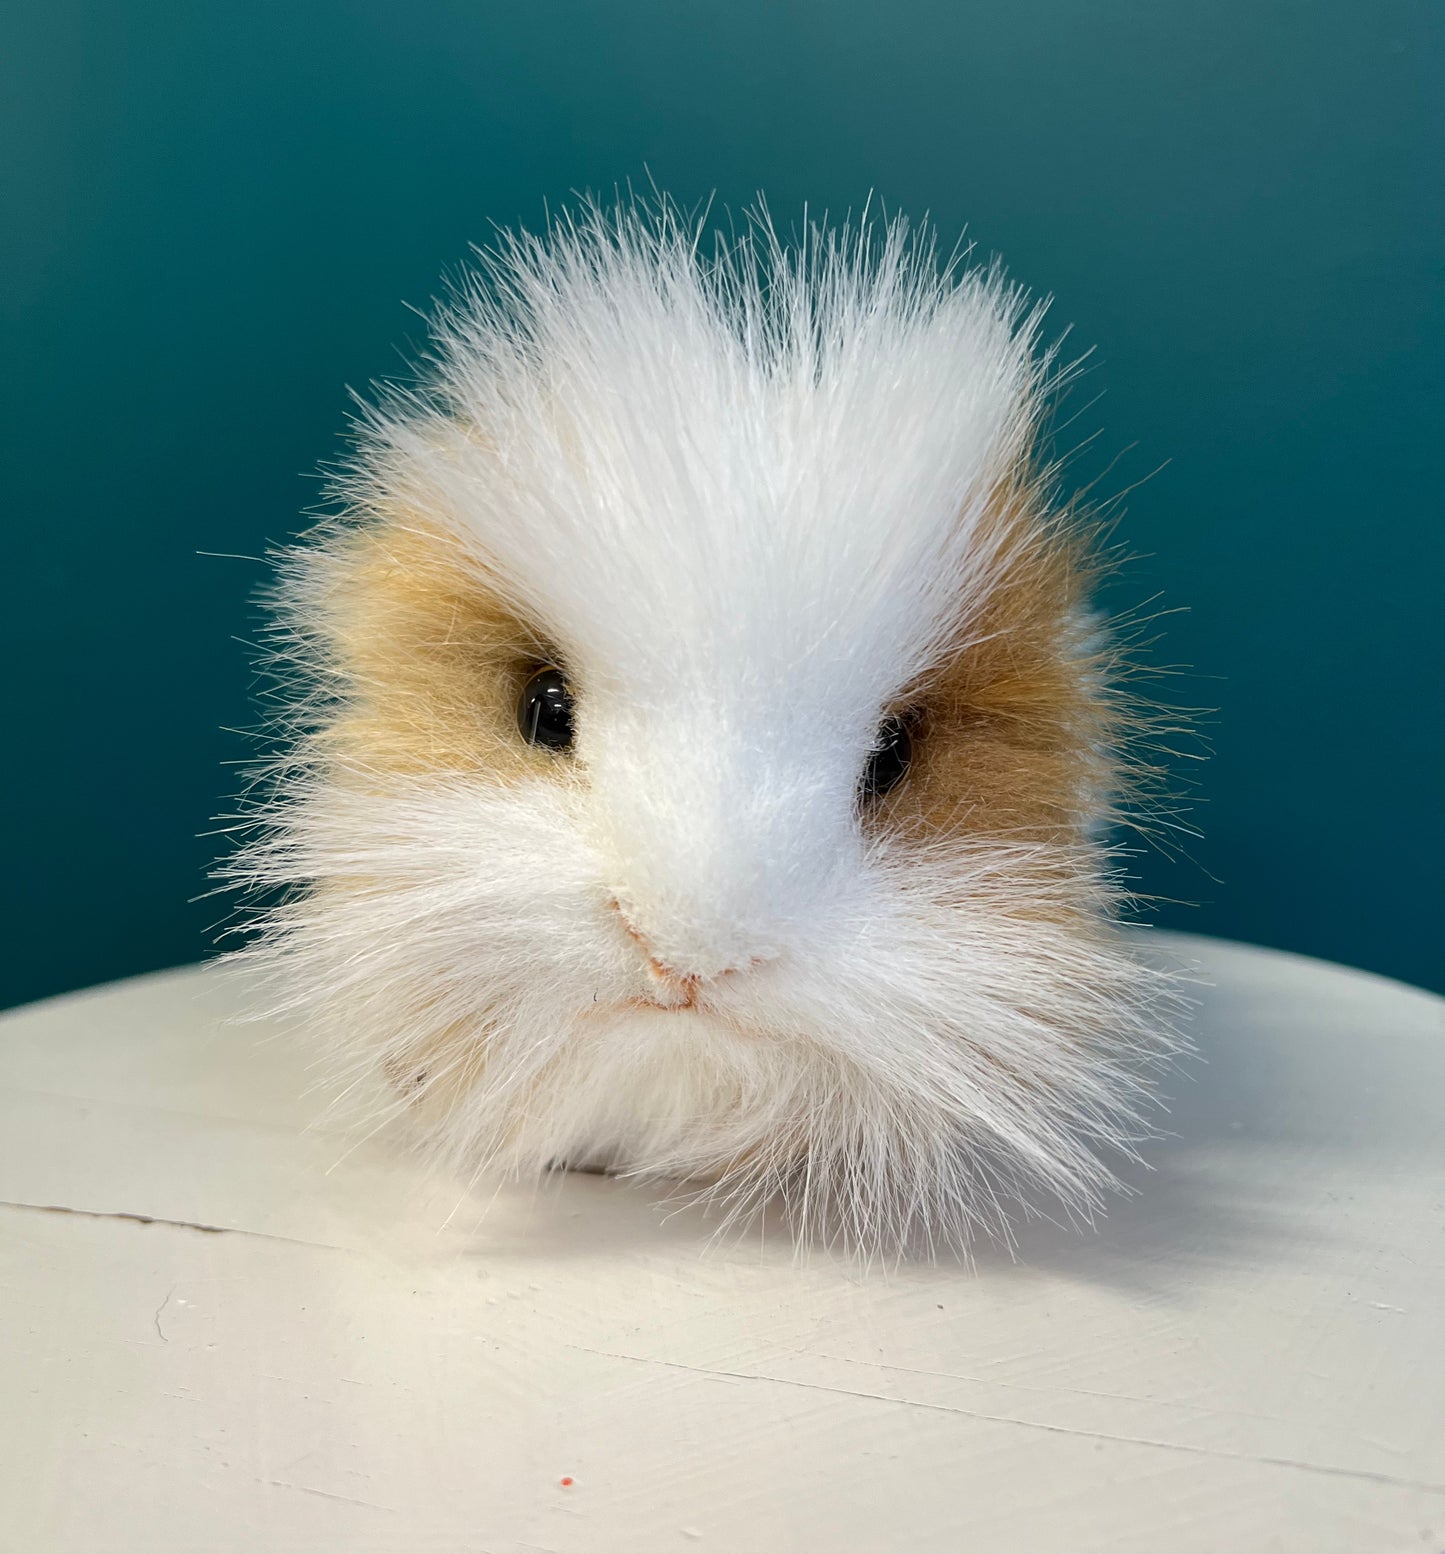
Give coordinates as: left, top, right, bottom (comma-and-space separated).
1, 933, 1441, 1554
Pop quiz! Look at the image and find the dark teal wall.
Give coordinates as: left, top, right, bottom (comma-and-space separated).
3, 0, 1440, 1005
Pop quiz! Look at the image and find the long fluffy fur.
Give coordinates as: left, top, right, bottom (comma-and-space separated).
224, 200, 1181, 1257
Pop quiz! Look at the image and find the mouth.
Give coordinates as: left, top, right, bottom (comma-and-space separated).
607, 897, 768, 1014
581, 983, 708, 1019
627, 976, 703, 1012
603, 986, 761, 1042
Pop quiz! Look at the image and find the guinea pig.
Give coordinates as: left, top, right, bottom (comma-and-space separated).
229, 200, 1180, 1256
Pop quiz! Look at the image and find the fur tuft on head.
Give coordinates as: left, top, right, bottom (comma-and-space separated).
223, 197, 1183, 1258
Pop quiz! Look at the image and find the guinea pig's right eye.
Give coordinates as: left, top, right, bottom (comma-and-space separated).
861, 711, 914, 804
517, 666, 575, 750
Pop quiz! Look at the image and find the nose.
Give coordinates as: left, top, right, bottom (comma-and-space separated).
588, 701, 859, 985
609, 899, 771, 1004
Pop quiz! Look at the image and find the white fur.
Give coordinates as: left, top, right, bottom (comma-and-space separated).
229, 201, 1178, 1256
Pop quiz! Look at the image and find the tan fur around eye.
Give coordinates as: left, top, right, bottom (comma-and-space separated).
314, 520, 558, 780
876, 486, 1115, 851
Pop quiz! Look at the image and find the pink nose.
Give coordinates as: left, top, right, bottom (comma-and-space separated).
608, 900, 767, 1004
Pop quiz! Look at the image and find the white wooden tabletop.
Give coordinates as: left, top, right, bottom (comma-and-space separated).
1, 933, 1442, 1553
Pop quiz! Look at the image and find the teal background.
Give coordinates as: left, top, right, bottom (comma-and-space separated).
3, 1, 1440, 1006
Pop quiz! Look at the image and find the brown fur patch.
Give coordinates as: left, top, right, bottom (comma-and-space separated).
311, 521, 560, 779
875, 484, 1115, 852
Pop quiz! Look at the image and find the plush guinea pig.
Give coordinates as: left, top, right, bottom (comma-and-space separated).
234, 202, 1178, 1255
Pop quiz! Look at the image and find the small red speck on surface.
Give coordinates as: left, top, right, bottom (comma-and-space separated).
560, 1477, 574, 1487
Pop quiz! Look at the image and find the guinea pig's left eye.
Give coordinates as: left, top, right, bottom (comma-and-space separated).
861, 712, 913, 803
518, 666, 575, 750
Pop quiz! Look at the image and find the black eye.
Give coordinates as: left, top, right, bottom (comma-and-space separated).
861, 712, 913, 803
518, 666, 575, 750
